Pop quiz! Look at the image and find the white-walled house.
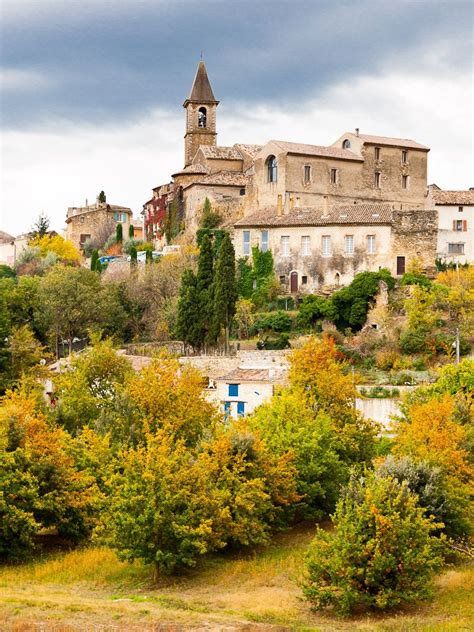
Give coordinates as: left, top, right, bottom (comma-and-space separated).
234, 202, 438, 292
429, 186, 474, 264
206, 367, 286, 419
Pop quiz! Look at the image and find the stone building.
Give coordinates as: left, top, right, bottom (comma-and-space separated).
144, 61, 439, 288
429, 184, 474, 264
65, 198, 133, 252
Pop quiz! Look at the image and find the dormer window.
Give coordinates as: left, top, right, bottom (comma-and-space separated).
342, 139, 351, 149
266, 155, 278, 183
198, 107, 207, 128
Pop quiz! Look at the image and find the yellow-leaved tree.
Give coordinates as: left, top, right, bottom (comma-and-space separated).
29, 234, 81, 263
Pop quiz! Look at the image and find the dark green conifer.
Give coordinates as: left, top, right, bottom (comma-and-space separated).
213, 233, 237, 352
116, 223, 123, 243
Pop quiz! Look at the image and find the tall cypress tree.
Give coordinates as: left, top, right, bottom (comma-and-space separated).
129, 224, 135, 239
213, 233, 237, 352
116, 223, 123, 243
90, 249, 99, 271
196, 234, 215, 348
176, 269, 200, 351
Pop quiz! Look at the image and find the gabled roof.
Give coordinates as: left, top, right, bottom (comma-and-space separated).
198, 146, 243, 160
431, 190, 474, 205
183, 170, 249, 189
218, 367, 285, 382
184, 61, 218, 105
269, 140, 362, 162
235, 203, 393, 228
233, 144, 264, 159
343, 132, 429, 151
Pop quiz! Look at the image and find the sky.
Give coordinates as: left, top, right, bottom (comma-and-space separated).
0, 0, 473, 236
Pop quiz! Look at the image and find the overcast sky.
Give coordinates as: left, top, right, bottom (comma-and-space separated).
1, 0, 473, 235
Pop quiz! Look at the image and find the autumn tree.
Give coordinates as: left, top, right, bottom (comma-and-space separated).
7, 324, 50, 381
125, 353, 217, 446
392, 393, 472, 538
289, 336, 378, 464
302, 472, 444, 615
29, 234, 81, 263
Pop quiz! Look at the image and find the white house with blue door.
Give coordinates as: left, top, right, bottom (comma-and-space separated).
206, 367, 286, 419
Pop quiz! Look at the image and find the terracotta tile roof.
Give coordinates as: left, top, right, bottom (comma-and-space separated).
235, 203, 393, 228
270, 140, 362, 162
351, 133, 429, 151
185, 170, 249, 188
233, 144, 264, 158
218, 367, 284, 382
199, 146, 244, 160
172, 163, 210, 176
431, 190, 474, 205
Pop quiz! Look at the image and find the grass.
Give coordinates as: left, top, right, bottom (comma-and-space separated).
0, 524, 473, 631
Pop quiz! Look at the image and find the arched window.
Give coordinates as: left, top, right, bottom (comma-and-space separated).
266, 155, 277, 183
342, 139, 351, 149
198, 107, 207, 128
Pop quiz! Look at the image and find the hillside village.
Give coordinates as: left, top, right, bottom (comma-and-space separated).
0, 60, 473, 630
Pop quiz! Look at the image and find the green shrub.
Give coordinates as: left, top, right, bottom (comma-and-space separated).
302, 472, 444, 616
251, 311, 292, 334
256, 333, 290, 350
297, 295, 336, 329
401, 272, 432, 288
400, 328, 427, 354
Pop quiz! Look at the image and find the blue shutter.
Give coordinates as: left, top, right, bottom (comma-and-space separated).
237, 401, 245, 417
228, 384, 239, 397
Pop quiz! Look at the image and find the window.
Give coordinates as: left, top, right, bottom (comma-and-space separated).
402, 175, 409, 189
198, 107, 207, 128
113, 212, 127, 222
374, 172, 381, 188
304, 165, 311, 183
330, 168, 338, 184
367, 235, 376, 254
344, 235, 354, 254
237, 402, 245, 417
228, 384, 239, 397
280, 235, 290, 256
79, 234, 91, 246
266, 155, 278, 182
448, 243, 465, 254
454, 220, 463, 231
79, 216, 85, 223
301, 275, 308, 285
342, 139, 351, 149
239, 188, 245, 196
243, 230, 250, 256
279, 275, 286, 284
459, 206, 464, 212
402, 150, 408, 164
261, 230, 269, 252
322, 235, 331, 256
301, 235, 311, 256
374, 147, 380, 160
224, 401, 231, 419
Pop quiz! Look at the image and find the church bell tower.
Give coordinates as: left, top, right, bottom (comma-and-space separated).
183, 61, 219, 167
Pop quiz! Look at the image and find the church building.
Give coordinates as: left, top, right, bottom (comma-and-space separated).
143, 61, 441, 291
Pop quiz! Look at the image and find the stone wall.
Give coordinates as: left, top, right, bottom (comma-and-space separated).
391, 209, 438, 274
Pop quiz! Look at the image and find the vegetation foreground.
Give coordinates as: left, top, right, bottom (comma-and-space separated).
0, 525, 473, 631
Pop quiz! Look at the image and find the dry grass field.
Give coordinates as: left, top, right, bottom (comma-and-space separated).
0, 525, 473, 631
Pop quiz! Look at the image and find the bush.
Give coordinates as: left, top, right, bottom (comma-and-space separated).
256, 333, 290, 350
251, 311, 292, 334
302, 472, 444, 616
297, 295, 336, 329
377, 456, 465, 540
375, 349, 400, 371
399, 328, 427, 354
401, 272, 432, 288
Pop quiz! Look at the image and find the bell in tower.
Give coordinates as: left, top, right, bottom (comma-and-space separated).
183, 61, 219, 167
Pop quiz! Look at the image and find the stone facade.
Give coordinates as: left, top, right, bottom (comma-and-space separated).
144, 61, 441, 287
65, 200, 132, 252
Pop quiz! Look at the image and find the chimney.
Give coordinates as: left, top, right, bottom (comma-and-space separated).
355, 127, 360, 137
276, 194, 283, 216
322, 195, 329, 215
284, 192, 291, 215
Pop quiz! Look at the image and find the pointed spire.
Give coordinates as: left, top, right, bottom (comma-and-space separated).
184, 61, 219, 106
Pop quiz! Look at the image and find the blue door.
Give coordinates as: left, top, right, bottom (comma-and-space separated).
237, 401, 245, 417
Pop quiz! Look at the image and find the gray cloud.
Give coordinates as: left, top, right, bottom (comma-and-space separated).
1, 0, 472, 128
